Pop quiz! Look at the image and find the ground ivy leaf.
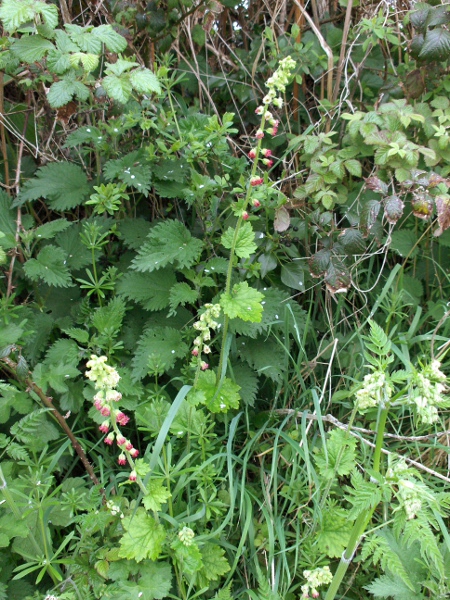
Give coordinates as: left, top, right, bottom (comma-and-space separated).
220, 282, 264, 322
118, 509, 166, 562
221, 221, 257, 258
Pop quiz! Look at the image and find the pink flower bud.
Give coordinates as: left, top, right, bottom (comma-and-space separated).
129, 470, 137, 482
116, 411, 130, 426
125, 441, 133, 451
192, 348, 199, 357
100, 405, 111, 417
248, 148, 257, 159
201, 361, 209, 371
104, 432, 115, 445
270, 126, 278, 136
118, 454, 127, 465
252, 199, 261, 208
130, 448, 139, 458
117, 435, 127, 446
250, 176, 264, 187
261, 148, 272, 158
99, 421, 110, 434
94, 398, 103, 411
242, 211, 249, 220
263, 158, 274, 167
255, 129, 264, 139
255, 106, 264, 115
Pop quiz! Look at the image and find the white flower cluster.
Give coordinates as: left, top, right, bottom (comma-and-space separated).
178, 526, 195, 547
409, 360, 446, 424
355, 370, 393, 411
262, 55, 296, 107
106, 499, 124, 519
192, 303, 221, 369
386, 459, 432, 520
301, 565, 333, 599
85, 355, 120, 389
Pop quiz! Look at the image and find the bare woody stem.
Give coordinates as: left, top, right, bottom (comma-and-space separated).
1, 356, 103, 492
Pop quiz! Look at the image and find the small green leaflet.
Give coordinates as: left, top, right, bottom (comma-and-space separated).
221, 221, 257, 258
220, 282, 264, 322
118, 509, 166, 562
102, 74, 133, 104
132, 220, 204, 273
316, 506, 352, 558
171, 539, 203, 575
190, 370, 240, 413
16, 162, 90, 210
65, 24, 127, 54
130, 68, 161, 95
23, 246, 72, 287
35, 218, 71, 240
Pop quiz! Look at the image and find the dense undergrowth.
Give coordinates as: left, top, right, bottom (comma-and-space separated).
0, 1, 450, 599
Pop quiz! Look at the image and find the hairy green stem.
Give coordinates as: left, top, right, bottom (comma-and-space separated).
216, 114, 267, 384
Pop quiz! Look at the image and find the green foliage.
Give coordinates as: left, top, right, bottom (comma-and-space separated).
118, 509, 166, 562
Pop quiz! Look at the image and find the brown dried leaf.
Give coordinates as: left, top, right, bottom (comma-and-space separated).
435, 195, 450, 232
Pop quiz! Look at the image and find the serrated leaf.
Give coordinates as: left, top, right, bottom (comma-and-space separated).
62, 327, 89, 344
103, 151, 152, 195
315, 429, 357, 480
309, 249, 331, 277
316, 506, 352, 558
23, 245, 72, 287
435, 195, 450, 232
198, 543, 230, 582
344, 159, 362, 177
130, 68, 161, 95
92, 24, 127, 53
221, 221, 257, 259
56, 223, 91, 269
35, 218, 71, 240
118, 218, 152, 249
239, 337, 285, 382
0, 0, 58, 32
360, 199, 381, 235
232, 363, 258, 406
69, 52, 99, 72
409, 5, 432, 33
102, 73, 133, 103
118, 509, 166, 562
117, 270, 176, 311
143, 479, 171, 512
17, 163, 90, 210
384, 195, 405, 224
132, 326, 188, 381
365, 574, 422, 600
419, 27, 450, 61
390, 230, 418, 258
169, 282, 199, 315
172, 539, 203, 576
47, 77, 90, 108
132, 220, 204, 273
338, 229, 365, 254
11, 35, 54, 62
191, 370, 240, 413
220, 282, 264, 322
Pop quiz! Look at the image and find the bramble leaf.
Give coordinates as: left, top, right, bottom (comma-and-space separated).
130, 68, 161, 95
11, 35, 54, 62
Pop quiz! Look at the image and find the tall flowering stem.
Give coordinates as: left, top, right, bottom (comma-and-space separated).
216, 56, 296, 383
85, 355, 146, 495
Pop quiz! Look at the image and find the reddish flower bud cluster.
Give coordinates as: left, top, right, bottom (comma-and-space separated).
250, 176, 264, 187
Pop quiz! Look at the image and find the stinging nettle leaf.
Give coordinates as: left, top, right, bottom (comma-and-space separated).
23, 245, 73, 287
132, 220, 204, 273
16, 162, 90, 210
